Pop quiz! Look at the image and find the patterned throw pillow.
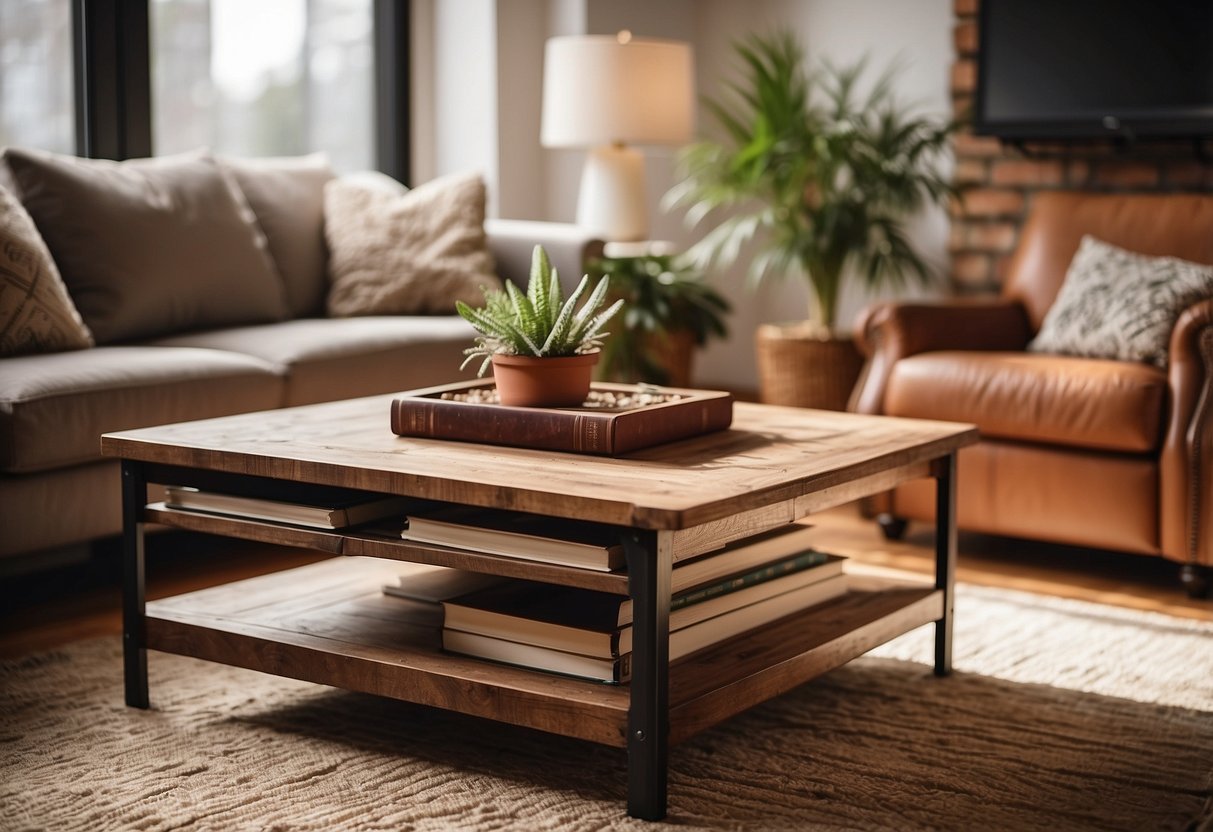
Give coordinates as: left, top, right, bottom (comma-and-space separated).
0, 186, 93, 356
324, 170, 501, 317
1029, 235, 1213, 368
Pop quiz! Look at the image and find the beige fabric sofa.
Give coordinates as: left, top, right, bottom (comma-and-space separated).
0, 151, 602, 566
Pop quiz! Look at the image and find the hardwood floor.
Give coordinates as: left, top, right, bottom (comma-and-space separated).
809, 506, 1213, 622
0, 504, 1208, 660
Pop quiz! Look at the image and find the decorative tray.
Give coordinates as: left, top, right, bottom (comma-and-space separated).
389, 380, 734, 455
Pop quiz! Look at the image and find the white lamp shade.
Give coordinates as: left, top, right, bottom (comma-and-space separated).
541, 35, 695, 148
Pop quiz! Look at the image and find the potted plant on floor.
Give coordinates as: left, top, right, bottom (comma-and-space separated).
664, 30, 955, 409
589, 250, 730, 387
457, 245, 624, 407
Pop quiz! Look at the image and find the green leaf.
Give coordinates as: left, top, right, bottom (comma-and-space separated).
661, 29, 956, 328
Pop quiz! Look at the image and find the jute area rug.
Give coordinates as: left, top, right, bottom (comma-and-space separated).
2, 584, 1211, 832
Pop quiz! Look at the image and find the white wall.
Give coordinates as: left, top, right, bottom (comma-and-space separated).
413, 0, 501, 213
413, 0, 954, 391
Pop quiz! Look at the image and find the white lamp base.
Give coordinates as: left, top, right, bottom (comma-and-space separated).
575, 144, 648, 242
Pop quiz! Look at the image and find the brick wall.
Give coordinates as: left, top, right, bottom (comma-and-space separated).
949, 0, 1213, 294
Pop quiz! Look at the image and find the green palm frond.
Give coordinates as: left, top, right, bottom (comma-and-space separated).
666, 29, 957, 330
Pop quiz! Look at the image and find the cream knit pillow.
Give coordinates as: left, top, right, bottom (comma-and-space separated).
324, 170, 500, 316
0, 186, 93, 356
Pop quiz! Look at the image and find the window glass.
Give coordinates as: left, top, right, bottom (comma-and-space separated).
151, 0, 373, 171
0, 0, 74, 154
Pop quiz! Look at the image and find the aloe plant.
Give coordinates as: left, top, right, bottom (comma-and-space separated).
456, 245, 624, 376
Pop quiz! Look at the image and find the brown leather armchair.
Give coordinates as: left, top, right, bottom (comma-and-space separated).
850, 191, 1213, 597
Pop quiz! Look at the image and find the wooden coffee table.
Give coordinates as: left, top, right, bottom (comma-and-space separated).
102, 396, 977, 821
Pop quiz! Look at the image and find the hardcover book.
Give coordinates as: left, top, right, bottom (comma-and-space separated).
670, 523, 820, 594
163, 484, 410, 530
389, 380, 734, 455
442, 573, 849, 683
402, 505, 626, 572
441, 555, 846, 659
382, 560, 508, 604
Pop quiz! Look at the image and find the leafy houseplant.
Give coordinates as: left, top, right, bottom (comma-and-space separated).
456, 245, 624, 407
589, 252, 730, 386
664, 30, 955, 408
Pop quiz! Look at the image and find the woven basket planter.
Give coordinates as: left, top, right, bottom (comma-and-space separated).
755, 322, 863, 411
644, 328, 696, 388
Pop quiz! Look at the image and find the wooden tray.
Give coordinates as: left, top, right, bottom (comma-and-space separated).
390, 380, 734, 455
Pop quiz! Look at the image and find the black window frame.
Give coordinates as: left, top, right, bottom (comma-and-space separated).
70, 0, 409, 182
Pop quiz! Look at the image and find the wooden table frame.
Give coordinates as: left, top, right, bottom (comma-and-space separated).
108, 399, 972, 821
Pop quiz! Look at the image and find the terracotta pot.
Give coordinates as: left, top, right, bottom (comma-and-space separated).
491, 352, 599, 407
754, 322, 863, 411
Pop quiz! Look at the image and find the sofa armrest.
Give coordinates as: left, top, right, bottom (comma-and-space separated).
485, 219, 605, 296
1160, 298, 1213, 566
849, 299, 1033, 414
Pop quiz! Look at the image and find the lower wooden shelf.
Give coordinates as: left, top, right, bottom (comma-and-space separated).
144, 557, 942, 748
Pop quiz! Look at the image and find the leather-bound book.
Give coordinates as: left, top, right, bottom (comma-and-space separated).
390, 380, 734, 455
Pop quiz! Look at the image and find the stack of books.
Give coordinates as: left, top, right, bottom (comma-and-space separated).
386, 515, 848, 683
163, 483, 412, 530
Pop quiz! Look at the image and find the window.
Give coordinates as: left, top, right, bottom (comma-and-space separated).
150, 0, 374, 171
0, 0, 74, 154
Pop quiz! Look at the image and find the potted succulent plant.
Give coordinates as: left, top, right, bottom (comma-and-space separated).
457, 245, 624, 407
664, 30, 955, 409
589, 251, 730, 386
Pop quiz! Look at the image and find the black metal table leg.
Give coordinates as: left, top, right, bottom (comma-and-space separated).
622, 530, 670, 820
934, 451, 957, 676
122, 460, 149, 708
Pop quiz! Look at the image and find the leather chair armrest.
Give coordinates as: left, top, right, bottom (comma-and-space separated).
849, 299, 1032, 414
1160, 298, 1213, 566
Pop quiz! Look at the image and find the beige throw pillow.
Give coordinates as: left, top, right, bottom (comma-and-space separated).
222, 154, 335, 318
0, 185, 93, 356
2, 148, 288, 344
324, 170, 500, 316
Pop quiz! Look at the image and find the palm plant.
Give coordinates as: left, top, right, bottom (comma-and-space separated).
664, 30, 956, 335
456, 245, 624, 376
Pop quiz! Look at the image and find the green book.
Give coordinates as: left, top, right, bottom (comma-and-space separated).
670, 549, 830, 612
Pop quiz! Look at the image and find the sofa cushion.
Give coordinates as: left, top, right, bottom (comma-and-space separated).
0, 185, 93, 356
1029, 235, 1213, 368
222, 154, 335, 318
148, 316, 478, 405
0, 346, 284, 473
324, 170, 500, 317
1, 148, 288, 344
0, 461, 124, 557
884, 351, 1167, 453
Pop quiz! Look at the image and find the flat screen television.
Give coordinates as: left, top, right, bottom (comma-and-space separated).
975, 0, 1213, 140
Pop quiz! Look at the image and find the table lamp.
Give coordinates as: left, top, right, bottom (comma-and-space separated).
541, 31, 694, 242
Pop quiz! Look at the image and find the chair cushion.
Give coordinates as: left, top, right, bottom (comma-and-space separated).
1, 148, 288, 344
324, 170, 500, 316
148, 316, 478, 405
884, 351, 1167, 453
0, 185, 93, 356
221, 154, 335, 318
1028, 235, 1213, 368
0, 346, 284, 473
